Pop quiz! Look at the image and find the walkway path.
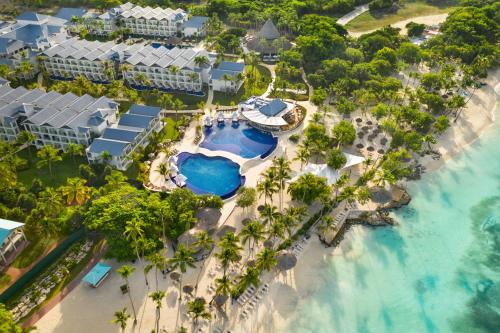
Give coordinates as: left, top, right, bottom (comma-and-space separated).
261, 64, 276, 98
23, 242, 107, 328
337, 4, 369, 26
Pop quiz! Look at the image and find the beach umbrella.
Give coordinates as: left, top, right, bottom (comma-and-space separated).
170, 272, 181, 282
213, 294, 228, 308
241, 218, 252, 226
178, 231, 198, 248
277, 252, 297, 271
183, 285, 195, 295
263, 239, 274, 249
195, 207, 222, 230
247, 259, 256, 268
169, 163, 179, 173
168, 155, 178, 164
216, 225, 236, 238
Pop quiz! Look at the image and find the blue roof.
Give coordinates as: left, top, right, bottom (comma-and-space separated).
88, 138, 129, 156
218, 61, 245, 73
16, 12, 45, 21
83, 262, 112, 287
102, 127, 140, 142
55, 7, 87, 21
259, 99, 288, 117
129, 104, 161, 118
211, 69, 239, 81
182, 16, 209, 29
118, 113, 153, 129
0, 219, 24, 247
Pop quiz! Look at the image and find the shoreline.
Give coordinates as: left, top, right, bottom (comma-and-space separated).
246, 70, 500, 333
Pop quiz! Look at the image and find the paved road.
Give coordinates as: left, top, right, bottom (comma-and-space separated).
337, 4, 369, 26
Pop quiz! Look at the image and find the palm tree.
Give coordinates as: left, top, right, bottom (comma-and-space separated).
267, 220, 285, 246
60, 177, 92, 205
221, 73, 233, 95
124, 218, 149, 287
111, 307, 130, 333
149, 290, 166, 333
215, 275, 232, 298
260, 204, 280, 227
156, 162, 169, 181
157, 93, 173, 111
216, 233, 242, 277
17, 61, 33, 77
38, 187, 64, 218
272, 156, 291, 212
36, 145, 62, 176
318, 215, 336, 239
168, 244, 196, 331
294, 146, 311, 171
147, 252, 165, 291
15, 131, 36, 157
65, 143, 85, 165
332, 174, 351, 199
116, 265, 137, 324
172, 98, 186, 122
237, 266, 260, 293
256, 172, 278, 205
169, 244, 196, 301
100, 150, 112, 163
239, 220, 265, 259
193, 231, 214, 293
256, 248, 278, 273
187, 298, 211, 330
193, 55, 209, 68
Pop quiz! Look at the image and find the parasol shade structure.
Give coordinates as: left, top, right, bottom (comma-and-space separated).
277, 252, 297, 271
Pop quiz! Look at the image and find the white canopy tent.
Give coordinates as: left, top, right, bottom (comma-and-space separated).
242, 110, 288, 126
289, 153, 365, 185
168, 155, 178, 164
176, 173, 187, 187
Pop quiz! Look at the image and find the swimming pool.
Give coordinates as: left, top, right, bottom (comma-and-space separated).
200, 121, 277, 159
176, 152, 245, 199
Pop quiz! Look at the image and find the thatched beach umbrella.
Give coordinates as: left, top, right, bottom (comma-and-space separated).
183, 284, 195, 295
216, 225, 236, 238
170, 272, 181, 282
242, 218, 252, 226
247, 259, 256, 268
263, 239, 274, 249
277, 252, 297, 271
195, 207, 222, 230
213, 294, 228, 308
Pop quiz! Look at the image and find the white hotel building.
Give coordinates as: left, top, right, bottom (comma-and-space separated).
88, 2, 205, 38
42, 38, 216, 92
0, 84, 118, 149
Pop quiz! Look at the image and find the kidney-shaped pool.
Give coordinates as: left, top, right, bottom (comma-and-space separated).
175, 152, 245, 199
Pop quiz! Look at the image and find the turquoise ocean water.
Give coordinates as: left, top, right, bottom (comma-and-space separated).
284, 113, 500, 332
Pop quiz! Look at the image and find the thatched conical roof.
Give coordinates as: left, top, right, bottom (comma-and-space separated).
258, 19, 281, 40
277, 252, 297, 271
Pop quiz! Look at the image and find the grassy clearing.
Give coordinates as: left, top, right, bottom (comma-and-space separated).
346, 1, 456, 32
0, 274, 11, 291
16, 147, 86, 188
213, 65, 272, 106
11, 235, 59, 269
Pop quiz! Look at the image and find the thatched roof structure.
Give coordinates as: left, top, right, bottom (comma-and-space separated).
277, 252, 297, 271
246, 19, 291, 55
195, 208, 221, 231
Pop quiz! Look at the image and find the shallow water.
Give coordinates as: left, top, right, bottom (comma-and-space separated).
284, 120, 500, 332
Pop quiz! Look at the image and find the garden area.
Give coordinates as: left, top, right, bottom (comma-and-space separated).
346, 0, 457, 32
212, 65, 272, 106
16, 147, 85, 188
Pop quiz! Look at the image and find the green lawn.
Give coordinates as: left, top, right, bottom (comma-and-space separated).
16, 147, 85, 188
0, 274, 11, 291
346, 1, 457, 32
140, 89, 207, 110
11, 235, 59, 269
213, 65, 272, 106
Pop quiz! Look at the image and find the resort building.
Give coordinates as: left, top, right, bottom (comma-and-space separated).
42, 38, 221, 93
41, 38, 144, 82
87, 104, 162, 170
245, 19, 291, 59
210, 61, 245, 93
0, 218, 26, 265
239, 97, 295, 131
87, 2, 206, 38
0, 12, 69, 77
123, 45, 216, 93
0, 84, 119, 148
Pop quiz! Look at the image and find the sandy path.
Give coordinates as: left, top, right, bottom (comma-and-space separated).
349, 13, 449, 37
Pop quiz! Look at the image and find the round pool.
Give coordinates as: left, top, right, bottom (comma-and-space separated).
176, 152, 245, 199
200, 121, 277, 159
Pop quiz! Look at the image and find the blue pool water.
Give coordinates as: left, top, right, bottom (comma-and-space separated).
200, 121, 277, 158
281, 101, 500, 330
177, 152, 245, 198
